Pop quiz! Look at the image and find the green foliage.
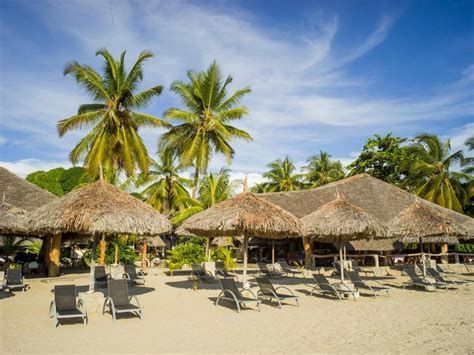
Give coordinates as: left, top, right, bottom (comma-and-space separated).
0, 236, 30, 257
58, 48, 169, 181
260, 156, 306, 192
166, 242, 205, 272
211, 246, 236, 270
303, 151, 345, 187
82, 240, 140, 265
26, 240, 42, 256
347, 133, 408, 185
26, 166, 86, 196
453, 243, 474, 253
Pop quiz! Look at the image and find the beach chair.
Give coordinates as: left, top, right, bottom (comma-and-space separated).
277, 260, 304, 278
255, 277, 299, 308
103, 279, 142, 322
123, 264, 145, 285
49, 285, 87, 327
215, 277, 261, 313
2, 268, 28, 292
311, 274, 348, 301
345, 270, 390, 297
426, 267, 470, 289
189, 264, 216, 283
95, 266, 111, 288
257, 262, 282, 278
216, 265, 237, 279
403, 267, 448, 291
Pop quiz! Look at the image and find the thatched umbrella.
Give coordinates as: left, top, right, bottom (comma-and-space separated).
0, 201, 29, 235
389, 202, 468, 277
28, 179, 172, 290
302, 195, 388, 284
212, 237, 234, 248
180, 192, 302, 284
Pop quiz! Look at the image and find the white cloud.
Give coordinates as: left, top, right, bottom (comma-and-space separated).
0, 136, 6, 145
447, 123, 474, 154
0, 159, 71, 177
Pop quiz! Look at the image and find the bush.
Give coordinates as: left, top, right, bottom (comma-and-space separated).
166, 242, 205, 272
82, 241, 140, 265
453, 243, 474, 253
211, 247, 236, 270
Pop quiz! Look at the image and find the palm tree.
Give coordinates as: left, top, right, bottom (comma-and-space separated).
58, 48, 170, 181
171, 168, 239, 225
462, 136, 474, 174
1, 236, 30, 258
262, 156, 306, 192
402, 133, 471, 212
159, 61, 252, 197
303, 151, 345, 187
126, 152, 192, 215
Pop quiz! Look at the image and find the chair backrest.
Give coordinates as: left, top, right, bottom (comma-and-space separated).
108, 279, 130, 306
346, 270, 363, 283
255, 277, 275, 295
124, 265, 138, 278
257, 263, 268, 272
426, 268, 441, 278
54, 285, 77, 310
6, 268, 22, 284
313, 274, 334, 292
95, 266, 106, 279
218, 277, 242, 298
405, 268, 423, 282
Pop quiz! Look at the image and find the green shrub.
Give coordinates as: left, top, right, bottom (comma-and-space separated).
211, 247, 236, 270
453, 243, 474, 253
82, 241, 140, 265
26, 240, 42, 256
166, 242, 205, 272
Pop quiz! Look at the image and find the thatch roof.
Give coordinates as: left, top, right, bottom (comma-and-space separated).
180, 192, 302, 238
175, 225, 196, 237
344, 239, 403, 252
142, 235, 166, 247
0, 167, 57, 211
0, 202, 29, 235
28, 179, 172, 236
389, 202, 467, 243
260, 174, 473, 228
301, 196, 388, 242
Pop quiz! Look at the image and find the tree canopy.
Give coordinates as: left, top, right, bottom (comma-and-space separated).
26, 166, 86, 196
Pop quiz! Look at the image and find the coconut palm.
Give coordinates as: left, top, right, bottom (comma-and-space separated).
171, 168, 239, 225
126, 152, 192, 214
159, 61, 252, 197
303, 151, 345, 187
1, 236, 30, 258
58, 48, 170, 181
402, 133, 471, 212
462, 136, 474, 174
262, 156, 306, 192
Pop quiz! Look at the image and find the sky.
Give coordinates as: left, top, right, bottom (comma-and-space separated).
0, 0, 473, 187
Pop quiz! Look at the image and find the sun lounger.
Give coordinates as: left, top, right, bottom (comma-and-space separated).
49, 285, 87, 327
311, 274, 357, 301
103, 279, 142, 322
277, 260, 304, 278
2, 268, 28, 292
403, 267, 448, 291
345, 270, 390, 297
215, 277, 261, 313
255, 277, 299, 308
95, 266, 111, 288
426, 267, 470, 289
123, 264, 145, 285
257, 262, 282, 278
216, 266, 237, 279
189, 264, 216, 283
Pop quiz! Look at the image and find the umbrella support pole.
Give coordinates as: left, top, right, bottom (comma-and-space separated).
339, 241, 344, 284
272, 240, 275, 266
242, 235, 248, 287
420, 237, 427, 278
205, 238, 211, 262
141, 240, 148, 272
89, 236, 98, 293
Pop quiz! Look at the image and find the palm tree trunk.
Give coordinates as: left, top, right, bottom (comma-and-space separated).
191, 165, 200, 198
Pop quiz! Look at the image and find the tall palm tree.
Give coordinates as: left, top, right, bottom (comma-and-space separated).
303, 151, 345, 187
126, 152, 191, 214
402, 133, 471, 212
58, 48, 170, 181
171, 168, 239, 225
159, 61, 252, 197
262, 156, 305, 192
462, 135, 474, 174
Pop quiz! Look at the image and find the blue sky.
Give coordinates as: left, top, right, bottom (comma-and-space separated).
0, 0, 473, 186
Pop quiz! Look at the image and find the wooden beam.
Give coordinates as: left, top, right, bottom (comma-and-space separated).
99, 238, 106, 265
141, 240, 148, 271
303, 236, 313, 269
440, 243, 449, 264
43, 235, 51, 269
48, 234, 62, 277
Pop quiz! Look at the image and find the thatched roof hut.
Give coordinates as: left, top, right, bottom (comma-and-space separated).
28, 179, 172, 236
0, 167, 57, 211
180, 192, 302, 238
389, 202, 468, 243
260, 174, 472, 228
301, 196, 388, 242
0, 201, 29, 235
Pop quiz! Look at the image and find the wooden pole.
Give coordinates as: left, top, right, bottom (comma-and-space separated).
420, 237, 427, 277
303, 236, 313, 269
242, 235, 248, 286
272, 239, 275, 265
48, 233, 62, 277
43, 235, 52, 271
440, 243, 448, 264
339, 240, 344, 284
114, 243, 119, 265
89, 236, 98, 292
99, 235, 106, 265
141, 240, 148, 271
205, 238, 211, 262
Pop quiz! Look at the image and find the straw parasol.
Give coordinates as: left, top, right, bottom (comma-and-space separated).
180, 192, 302, 284
212, 237, 234, 248
302, 195, 389, 284
389, 202, 468, 277
28, 179, 172, 290
0, 200, 29, 235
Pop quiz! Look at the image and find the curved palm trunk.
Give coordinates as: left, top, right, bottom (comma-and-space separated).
191, 166, 200, 198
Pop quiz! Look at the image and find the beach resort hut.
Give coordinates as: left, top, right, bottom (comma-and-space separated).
302, 195, 389, 284
260, 174, 473, 267
0, 201, 29, 236
389, 202, 468, 277
180, 192, 302, 284
28, 179, 172, 289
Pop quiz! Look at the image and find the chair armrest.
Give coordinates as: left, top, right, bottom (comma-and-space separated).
275, 286, 296, 296
123, 273, 131, 280
49, 300, 56, 317
241, 288, 258, 300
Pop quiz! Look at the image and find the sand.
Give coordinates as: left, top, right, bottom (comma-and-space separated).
1, 270, 474, 354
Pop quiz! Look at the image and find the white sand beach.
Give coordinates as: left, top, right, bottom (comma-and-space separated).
1, 270, 474, 354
